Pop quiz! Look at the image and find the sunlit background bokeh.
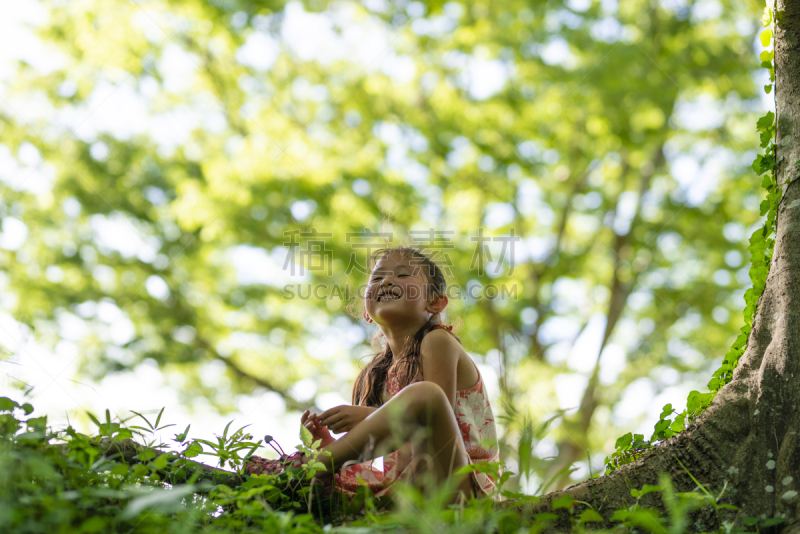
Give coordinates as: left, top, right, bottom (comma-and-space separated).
0, 0, 772, 492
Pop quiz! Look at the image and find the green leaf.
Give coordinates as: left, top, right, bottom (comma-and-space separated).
610, 509, 631, 521
0, 398, 18, 414
137, 449, 156, 462
670, 414, 686, 432
615, 432, 633, 449
149, 453, 168, 470
131, 464, 149, 480
300, 424, 313, 448
760, 28, 772, 47
653, 419, 671, 434
86, 412, 102, 429
154, 407, 165, 429
579, 509, 603, 524
174, 424, 191, 443
757, 111, 775, 131
640, 484, 663, 497
627, 509, 668, 533
686, 390, 705, 412
26, 416, 47, 433
552, 493, 574, 509
111, 464, 129, 477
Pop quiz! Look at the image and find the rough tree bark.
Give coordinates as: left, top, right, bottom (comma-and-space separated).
500, 2, 800, 530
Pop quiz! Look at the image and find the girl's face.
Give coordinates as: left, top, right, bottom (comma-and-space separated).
363, 253, 440, 327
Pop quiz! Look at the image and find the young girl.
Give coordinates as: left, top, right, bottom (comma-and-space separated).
246, 246, 502, 506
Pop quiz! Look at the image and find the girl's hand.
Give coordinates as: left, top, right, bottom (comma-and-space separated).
318, 405, 377, 434
301, 410, 336, 448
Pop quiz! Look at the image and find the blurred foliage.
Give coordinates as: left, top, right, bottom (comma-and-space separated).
0, 0, 767, 489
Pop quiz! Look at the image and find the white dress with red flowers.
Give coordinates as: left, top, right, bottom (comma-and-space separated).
335, 324, 503, 502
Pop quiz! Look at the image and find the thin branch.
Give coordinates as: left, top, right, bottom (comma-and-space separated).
196, 336, 317, 413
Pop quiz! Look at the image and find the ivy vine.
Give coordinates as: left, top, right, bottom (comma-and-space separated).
604, 5, 782, 473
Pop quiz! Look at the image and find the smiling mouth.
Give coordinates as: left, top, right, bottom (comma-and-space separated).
376, 289, 402, 302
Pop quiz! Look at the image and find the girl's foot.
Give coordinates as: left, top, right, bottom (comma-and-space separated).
245, 450, 337, 480
245, 451, 340, 500
244, 436, 336, 481
244, 450, 305, 476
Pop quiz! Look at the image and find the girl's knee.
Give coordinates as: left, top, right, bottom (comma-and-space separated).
400, 381, 449, 412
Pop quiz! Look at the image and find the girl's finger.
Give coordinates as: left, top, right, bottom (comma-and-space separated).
319, 407, 339, 419
320, 413, 341, 426
331, 418, 347, 432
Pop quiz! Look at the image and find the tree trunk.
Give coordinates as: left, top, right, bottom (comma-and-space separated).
502, 2, 800, 529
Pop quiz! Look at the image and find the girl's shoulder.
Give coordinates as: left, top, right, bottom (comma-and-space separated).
427, 323, 462, 345
422, 324, 481, 392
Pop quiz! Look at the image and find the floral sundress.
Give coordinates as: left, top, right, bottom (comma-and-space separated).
335, 324, 503, 503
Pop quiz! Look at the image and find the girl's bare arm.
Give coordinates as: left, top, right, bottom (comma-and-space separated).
418, 329, 461, 411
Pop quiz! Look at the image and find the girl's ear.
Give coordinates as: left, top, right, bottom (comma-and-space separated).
363, 308, 373, 323
426, 293, 447, 315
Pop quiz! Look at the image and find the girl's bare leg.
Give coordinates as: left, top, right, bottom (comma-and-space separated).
309, 381, 474, 504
